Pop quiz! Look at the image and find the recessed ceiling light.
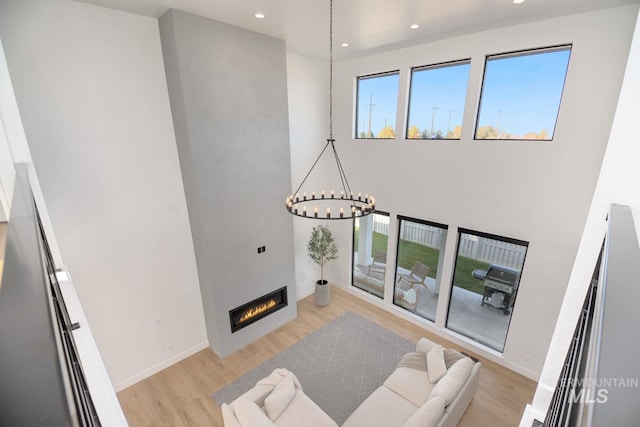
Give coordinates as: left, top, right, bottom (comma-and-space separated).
341, 43, 349, 47
513, 0, 525, 3
410, 24, 420, 29
254, 12, 265, 19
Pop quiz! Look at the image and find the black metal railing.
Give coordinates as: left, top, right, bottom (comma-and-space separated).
0, 168, 100, 426
544, 246, 601, 426
37, 207, 101, 426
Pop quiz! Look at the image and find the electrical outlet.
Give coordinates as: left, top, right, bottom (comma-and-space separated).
262, 245, 266, 253
257, 247, 262, 254
258, 245, 266, 254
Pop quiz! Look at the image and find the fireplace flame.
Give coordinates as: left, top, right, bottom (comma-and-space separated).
238, 299, 277, 324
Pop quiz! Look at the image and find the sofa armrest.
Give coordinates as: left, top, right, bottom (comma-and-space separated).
241, 383, 276, 407
221, 403, 242, 427
222, 383, 276, 427
438, 362, 481, 427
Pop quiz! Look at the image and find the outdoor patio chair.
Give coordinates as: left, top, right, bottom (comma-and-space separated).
366, 250, 387, 278
396, 261, 431, 290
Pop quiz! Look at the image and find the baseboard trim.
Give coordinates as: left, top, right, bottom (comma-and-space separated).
113, 340, 209, 392
296, 286, 315, 301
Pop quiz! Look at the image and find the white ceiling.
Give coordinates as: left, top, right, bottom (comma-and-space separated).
75, 0, 639, 61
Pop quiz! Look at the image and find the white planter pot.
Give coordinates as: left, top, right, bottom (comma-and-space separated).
315, 280, 330, 306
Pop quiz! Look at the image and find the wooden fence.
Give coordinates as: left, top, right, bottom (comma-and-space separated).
373, 216, 525, 268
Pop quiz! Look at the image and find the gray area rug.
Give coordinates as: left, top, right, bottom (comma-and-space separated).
211, 311, 415, 424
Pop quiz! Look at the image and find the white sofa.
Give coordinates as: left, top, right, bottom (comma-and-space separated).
221, 368, 338, 427
222, 338, 480, 427
342, 337, 481, 427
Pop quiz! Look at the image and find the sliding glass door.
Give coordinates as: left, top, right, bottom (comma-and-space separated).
352, 212, 389, 298
446, 229, 528, 351
393, 217, 448, 322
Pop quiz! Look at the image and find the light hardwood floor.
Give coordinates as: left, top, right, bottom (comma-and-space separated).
117, 286, 536, 426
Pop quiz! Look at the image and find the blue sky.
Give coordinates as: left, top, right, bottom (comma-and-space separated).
356, 47, 571, 139
408, 62, 470, 136
478, 48, 571, 137
356, 73, 400, 136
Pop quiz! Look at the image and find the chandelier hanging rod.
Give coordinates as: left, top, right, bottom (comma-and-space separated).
285, 0, 375, 220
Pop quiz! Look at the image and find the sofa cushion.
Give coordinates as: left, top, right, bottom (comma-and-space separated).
257, 368, 302, 390
342, 385, 418, 427
428, 357, 475, 406
426, 345, 447, 384
416, 338, 467, 369
416, 337, 438, 354
264, 375, 296, 421
402, 396, 446, 427
443, 349, 466, 369
234, 397, 275, 427
397, 352, 427, 371
383, 366, 434, 407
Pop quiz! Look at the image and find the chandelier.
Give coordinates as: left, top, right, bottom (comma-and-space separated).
285, 0, 375, 220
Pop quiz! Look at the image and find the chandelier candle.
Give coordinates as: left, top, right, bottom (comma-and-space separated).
286, 190, 375, 220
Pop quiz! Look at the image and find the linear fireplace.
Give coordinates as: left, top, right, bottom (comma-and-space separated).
229, 286, 288, 333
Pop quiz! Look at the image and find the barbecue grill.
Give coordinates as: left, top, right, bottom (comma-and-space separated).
471, 264, 521, 315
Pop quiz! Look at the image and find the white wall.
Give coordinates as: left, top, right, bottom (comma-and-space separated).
0, 0, 207, 390
316, 5, 638, 378
0, 117, 14, 222
531, 8, 640, 414
0, 40, 18, 222
286, 52, 333, 298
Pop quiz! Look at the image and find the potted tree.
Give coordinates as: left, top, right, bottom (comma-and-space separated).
307, 225, 338, 306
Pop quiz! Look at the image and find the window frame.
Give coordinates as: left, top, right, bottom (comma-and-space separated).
405, 58, 471, 141
445, 227, 529, 352
393, 215, 449, 322
474, 44, 572, 142
351, 210, 390, 299
355, 70, 400, 140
